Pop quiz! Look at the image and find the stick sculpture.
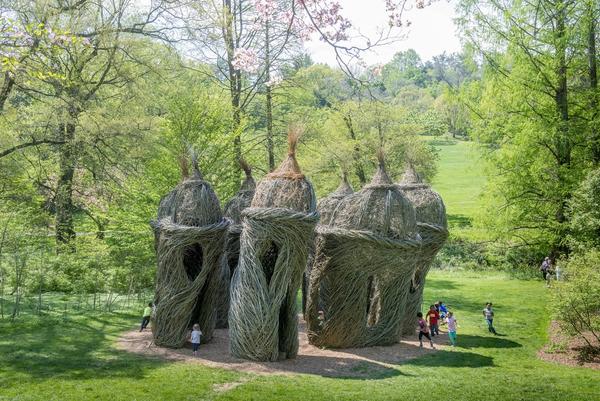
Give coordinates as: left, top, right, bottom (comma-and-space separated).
229, 128, 319, 361
397, 165, 448, 335
216, 160, 256, 328
302, 172, 354, 315
151, 156, 229, 347
307, 152, 422, 348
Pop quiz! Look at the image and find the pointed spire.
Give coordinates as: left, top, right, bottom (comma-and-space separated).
269, 125, 304, 178
370, 148, 392, 185
239, 158, 256, 191
400, 163, 423, 185
190, 149, 203, 180
333, 171, 353, 196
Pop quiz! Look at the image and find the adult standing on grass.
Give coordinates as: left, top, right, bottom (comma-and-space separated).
140, 302, 153, 332
540, 257, 550, 281
426, 305, 440, 337
417, 312, 435, 349
482, 302, 497, 335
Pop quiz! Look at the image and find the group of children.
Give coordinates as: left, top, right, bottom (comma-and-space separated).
416, 301, 456, 348
142, 300, 498, 355
416, 300, 499, 348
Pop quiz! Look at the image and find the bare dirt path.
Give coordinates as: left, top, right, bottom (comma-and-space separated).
117, 320, 444, 378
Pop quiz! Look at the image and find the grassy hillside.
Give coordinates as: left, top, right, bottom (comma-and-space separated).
426, 136, 488, 239
1, 270, 598, 401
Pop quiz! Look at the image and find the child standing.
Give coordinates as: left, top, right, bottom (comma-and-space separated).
426, 305, 440, 336
482, 302, 497, 335
140, 302, 153, 332
191, 323, 202, 356
417, 312, 435, 349
438, 301, 448, 321
446, 311, 457, 346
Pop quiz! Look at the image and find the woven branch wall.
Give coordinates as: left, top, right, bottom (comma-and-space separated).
217, 163, 255, 328
151, 165, 229, 348
397, 166, 449, 335
229, 130, 319, 361
306, 156, 438, 348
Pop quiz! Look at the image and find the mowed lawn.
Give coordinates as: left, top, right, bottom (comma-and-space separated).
1, 270, 598, 401
426, 136, 488, 238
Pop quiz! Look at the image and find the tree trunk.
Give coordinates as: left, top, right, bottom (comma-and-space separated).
343, 114, 367, 185
265, 23, 275, 171
552, 1, 571, 256
588, 2, 599, 164
55, 113, 78, 251
223, 0, 242, 172
0, 72, 15, 112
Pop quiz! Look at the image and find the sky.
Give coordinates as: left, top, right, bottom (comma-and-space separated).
304, 0, 462, 66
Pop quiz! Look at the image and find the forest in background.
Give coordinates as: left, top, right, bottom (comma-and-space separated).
0, 0, 599, 320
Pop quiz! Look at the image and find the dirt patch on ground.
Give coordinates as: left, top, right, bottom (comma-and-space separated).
538, 321, 600, 370
117, 319, 445, 378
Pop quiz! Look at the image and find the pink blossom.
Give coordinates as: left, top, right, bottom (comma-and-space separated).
232, 48, 260, 73
299, 0, 351, 42
254, 0, 277, 21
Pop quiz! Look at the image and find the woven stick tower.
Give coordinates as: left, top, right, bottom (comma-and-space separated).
215, 160, 256, 328
229, 128, 319, 361
307, 152, 421, 348
151, 157, 229, 347
397, 165, 448, 335
302, 172, 354, 314
317, 172, 354, 226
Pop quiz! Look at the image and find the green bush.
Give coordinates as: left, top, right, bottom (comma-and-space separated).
552, 250, 600, 361
568, 168, 600, 252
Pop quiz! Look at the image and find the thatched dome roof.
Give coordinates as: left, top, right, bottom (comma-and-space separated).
251, 128, 316, 213
317, 173, 353, 226
156, 158, 222, 227
224, 160, 256, 225
329, 153, 416, 239
397, 165, 447, 229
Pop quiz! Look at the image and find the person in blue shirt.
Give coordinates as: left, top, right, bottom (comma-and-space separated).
438, 301, 448, 320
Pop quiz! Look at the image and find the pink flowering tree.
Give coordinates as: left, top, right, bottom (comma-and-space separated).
183, 0, 433, 172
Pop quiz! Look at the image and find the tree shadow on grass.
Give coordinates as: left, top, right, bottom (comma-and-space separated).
0, 315, 165, 385
447, 214, 472, 228
405, 350, 494, 368
457, 334, 522, 349
425, 279, 459, 291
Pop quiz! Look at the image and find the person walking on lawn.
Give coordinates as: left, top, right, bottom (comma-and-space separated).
140, 302, 153, 332
483, 302, 497, 335
417, 312, 435, 349
426, 304, 440, 337
446, 311, 458, 346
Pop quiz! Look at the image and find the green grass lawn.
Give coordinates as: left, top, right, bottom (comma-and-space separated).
1, 270, 598, 401
426, 136, 488, 239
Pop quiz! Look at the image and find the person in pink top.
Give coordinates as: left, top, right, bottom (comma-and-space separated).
417, 312, 435, 349
445, 311, 457, 346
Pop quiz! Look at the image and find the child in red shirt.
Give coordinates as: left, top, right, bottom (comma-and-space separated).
426, 305, 440, 337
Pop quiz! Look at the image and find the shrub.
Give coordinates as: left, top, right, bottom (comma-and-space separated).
552, 250, 600, 362
568, 168, 600, 252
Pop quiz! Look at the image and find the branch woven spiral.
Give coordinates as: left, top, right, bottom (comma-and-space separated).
151, 160, 229, 348
229, 128, 319, 361
397, 166, 449, 334
306, 154, 447, 348
217, 160, 256, 328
